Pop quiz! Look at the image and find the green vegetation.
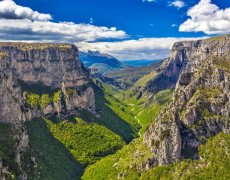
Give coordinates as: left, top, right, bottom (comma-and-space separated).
24, 91, 54, 108
82, 82, 173, 179
105, 61, 162, 88
180, 85, 223, 126
92, 79, 141, 142
53, 90, 61, 102
205, 35, 229, 41
26, 119, 84, 179
213, 56, 230, 73
82, 138, 152, 180
140, 132, 230, 180
40, 94, 52, 108
134, 72, 157, 88
84, 132, 230, 180
24, 92, 40, 108
44, 117, 125, 165
20, 70, 174, 179
124, 71, 159, 99
23, 87, 78, 109
136, 89, 173, 135
3, 35, 230, 180
0, 124, 18, 178
198, 86, 223, 98
0, 119, 89, 180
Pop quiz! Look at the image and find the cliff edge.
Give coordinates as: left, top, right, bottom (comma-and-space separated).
0, 43, 95, 179
0, 43, 95, 124
144, 35, 230, 167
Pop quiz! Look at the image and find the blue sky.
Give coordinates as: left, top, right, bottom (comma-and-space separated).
14, 0, 230, 38
1, 0, 230, 60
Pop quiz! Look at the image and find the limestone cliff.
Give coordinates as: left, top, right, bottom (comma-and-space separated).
144, 35, 230, 167
0, 43, 95, 179
0, 43, 95, 123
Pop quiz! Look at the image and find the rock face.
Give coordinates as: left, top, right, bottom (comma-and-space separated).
0, 43, 95, 179
0, 43, 95, 123
144, 35, 230, 166
0, 58, 24, 124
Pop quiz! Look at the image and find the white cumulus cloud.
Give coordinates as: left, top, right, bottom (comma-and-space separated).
180, 0, 230, 34
0, 0, 52, 21
169, 0, 185, 9
0, 19, 127, 42
77, 37, 207, 60
0, 0, 127, 42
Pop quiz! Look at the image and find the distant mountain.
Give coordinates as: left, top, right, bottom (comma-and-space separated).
80, 51, 126, 73
123, 60, 161, 67
105, 60, 163, 89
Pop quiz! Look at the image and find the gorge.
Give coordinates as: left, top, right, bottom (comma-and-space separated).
1, 35, 230, 179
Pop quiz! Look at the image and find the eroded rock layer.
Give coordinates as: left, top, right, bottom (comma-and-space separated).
0, 43, 95, 123
144, 35, 230, 166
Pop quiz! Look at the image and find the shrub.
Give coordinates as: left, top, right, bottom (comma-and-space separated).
25, 92, 40, 108
40, 94, 52, 108
53, 90, 61, 103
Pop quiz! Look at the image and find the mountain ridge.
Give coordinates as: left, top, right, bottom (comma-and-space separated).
80, 50, 125, 73
144, 34, 230, 167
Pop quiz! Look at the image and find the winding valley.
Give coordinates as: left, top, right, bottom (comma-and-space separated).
1, 35, 230, 179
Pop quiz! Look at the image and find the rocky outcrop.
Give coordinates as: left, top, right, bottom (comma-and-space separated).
0, 43, 88, 88
144, 35, 230, 166
0, 58, 24, 124
0, 43, 95, 123
0, 43, 95, 179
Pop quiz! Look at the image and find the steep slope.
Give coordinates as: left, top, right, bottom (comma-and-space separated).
80, 50, 125, 73
141, 132, 230, 179
0, 43, 95, 179
0, 43, 95, 122
144, 35, 230, 167
82, 87, 173, 179
82, 77, 173, 179
82, 35, 230, 180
